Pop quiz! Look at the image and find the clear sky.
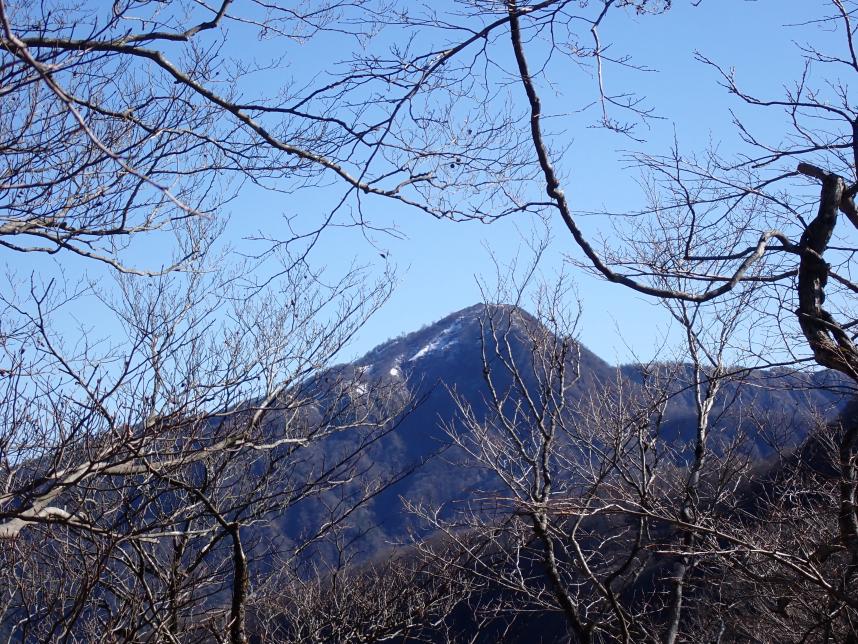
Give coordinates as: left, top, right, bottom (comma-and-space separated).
5, 1, 832, 366
240, 0, 822, 364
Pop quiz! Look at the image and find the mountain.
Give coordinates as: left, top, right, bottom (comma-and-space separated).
5, 303, 851, 642
265, 303, 851, 563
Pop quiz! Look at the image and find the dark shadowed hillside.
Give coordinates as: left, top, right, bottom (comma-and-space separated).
261, 304, 850, 565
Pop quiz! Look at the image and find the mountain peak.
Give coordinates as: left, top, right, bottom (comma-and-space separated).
355, 302, 539, 368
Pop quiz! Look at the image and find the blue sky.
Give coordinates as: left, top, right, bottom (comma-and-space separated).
5, 1, 834, 366
255, 0, 823, 363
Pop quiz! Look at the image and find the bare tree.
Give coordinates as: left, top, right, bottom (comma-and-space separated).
299, 2, 858, 637
400, 256, 843, 642
0, 241, 417, 641
246, 542, 482, 643
0, 0, 432, 273
7, 1, 858, 640
0, 3, 452, 639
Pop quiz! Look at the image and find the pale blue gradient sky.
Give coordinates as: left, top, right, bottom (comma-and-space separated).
5, 1, 830, 366
246, 0, 821, 363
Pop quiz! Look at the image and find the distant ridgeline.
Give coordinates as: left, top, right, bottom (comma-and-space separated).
255, 303, 852, 564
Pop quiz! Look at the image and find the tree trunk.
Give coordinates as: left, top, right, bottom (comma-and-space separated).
228, 523, 249, 644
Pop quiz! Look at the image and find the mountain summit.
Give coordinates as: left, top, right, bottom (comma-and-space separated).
277, 303, 847, 561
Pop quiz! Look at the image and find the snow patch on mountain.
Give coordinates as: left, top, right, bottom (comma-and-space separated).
408, 318, 464, 362
409, 344, 435, 361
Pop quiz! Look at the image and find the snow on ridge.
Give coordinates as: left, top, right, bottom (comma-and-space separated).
408, 317, 463, 362
410, 344, 434, 361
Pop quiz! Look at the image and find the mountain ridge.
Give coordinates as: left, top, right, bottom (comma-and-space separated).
276, 302, 851, 562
